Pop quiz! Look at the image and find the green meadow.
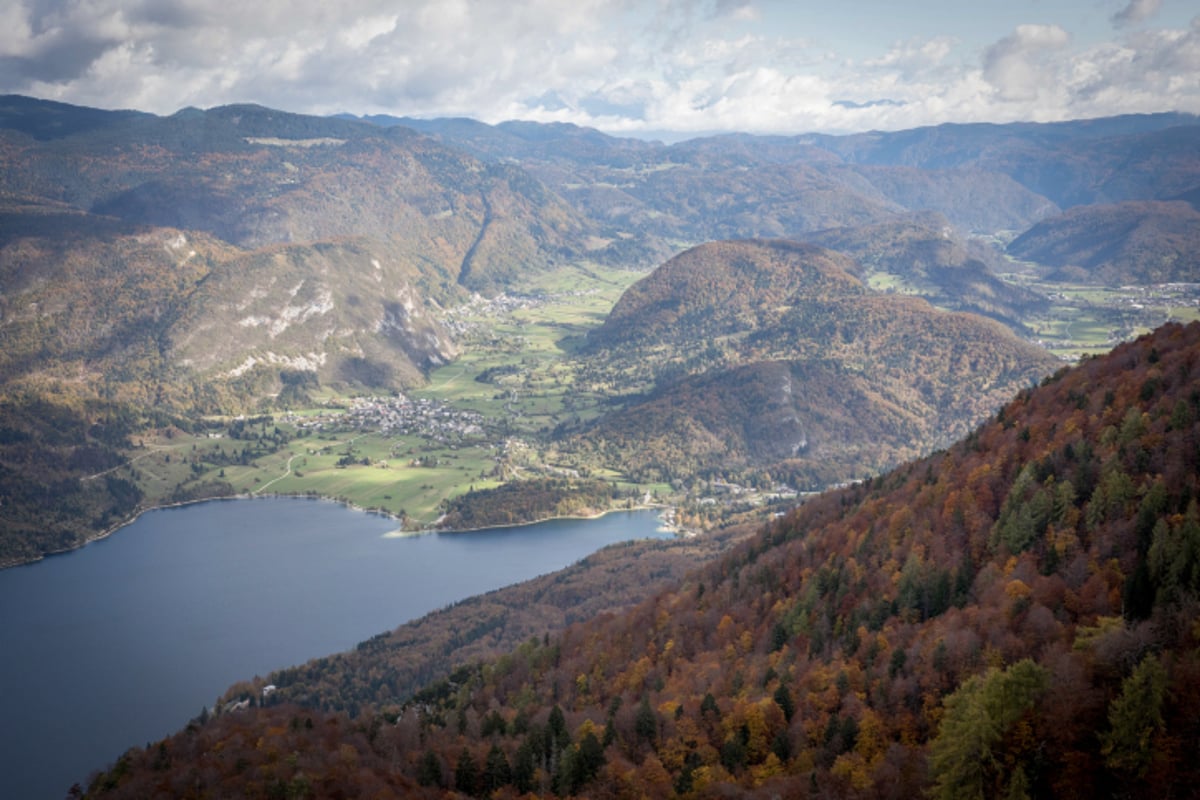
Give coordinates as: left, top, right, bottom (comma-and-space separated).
127, 264, 646, 528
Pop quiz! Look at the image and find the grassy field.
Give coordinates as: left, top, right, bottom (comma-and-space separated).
866, 272, 922, 295
124, 263, 648, 527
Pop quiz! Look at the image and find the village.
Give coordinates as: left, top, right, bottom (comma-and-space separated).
283, 394, 489, 446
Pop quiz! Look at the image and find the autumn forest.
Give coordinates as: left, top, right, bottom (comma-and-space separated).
83, 321, 1200, 798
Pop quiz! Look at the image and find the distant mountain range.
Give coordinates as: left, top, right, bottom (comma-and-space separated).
368, 108, 1200, 235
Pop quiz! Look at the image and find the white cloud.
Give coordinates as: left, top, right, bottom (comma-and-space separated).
982, 24, 1071, 102
865, 36, 956, 72
715, 0, 760, 22
1063, 18, 1200, 113
0, 3, 35, 58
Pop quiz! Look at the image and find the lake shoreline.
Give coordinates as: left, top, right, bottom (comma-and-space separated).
2, 491, 681, 570
405, 502, 680, 537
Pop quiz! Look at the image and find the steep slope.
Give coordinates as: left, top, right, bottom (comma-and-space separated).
573, 359, 925, 486
0, 200, 466, 404
0, 199, 248, 397
0, 202, 232, 565
232, 528, 750, 715
167, 237, 460, 399
88, 321, 1200, 798
577, 240, 1059, 486
1006, 200, 1200, 284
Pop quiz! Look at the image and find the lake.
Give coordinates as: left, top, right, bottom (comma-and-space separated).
0, 497, 669, 799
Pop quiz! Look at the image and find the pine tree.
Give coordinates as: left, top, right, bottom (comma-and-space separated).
635, 695, 658, 745
513, 737, 537, 794
1100, 654, 1167, 779
482, 743, 511, 793
454, 747, 478, 795
417, 750, 442, 788
772, 682, 795, 722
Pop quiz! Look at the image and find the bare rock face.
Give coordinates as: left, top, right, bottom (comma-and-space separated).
170, 240, 461, 398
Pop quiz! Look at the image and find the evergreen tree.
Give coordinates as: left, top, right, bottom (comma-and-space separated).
547, 704, 570, 752
575, 730, 606, 785
417, 750, 443, 788
454, 747, 478, 796
773, 682, 795, 722
635, 695, 658, 745
1101, 654, 1167, 779
482, 743, 511, 793
513, 737, 537, 794
481, 709, 507, 737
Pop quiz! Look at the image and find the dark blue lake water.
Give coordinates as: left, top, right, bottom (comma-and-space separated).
0, 498, 668, 799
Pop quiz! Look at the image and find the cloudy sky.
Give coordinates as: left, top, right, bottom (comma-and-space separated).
2, 0, 1198, 135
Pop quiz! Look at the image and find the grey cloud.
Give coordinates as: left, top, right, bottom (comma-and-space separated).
1111, 0, 1162, 28
6, 35, 117, 83
122, 1, 206, 29
0, 0, 128, 82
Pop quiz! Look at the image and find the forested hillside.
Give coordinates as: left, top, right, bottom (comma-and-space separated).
408, 111, 1200, 241
83, 321, 1200, 798
574, 240, 1059, 487
1007, 200, 1200, 284
808, 212, 1047, 326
